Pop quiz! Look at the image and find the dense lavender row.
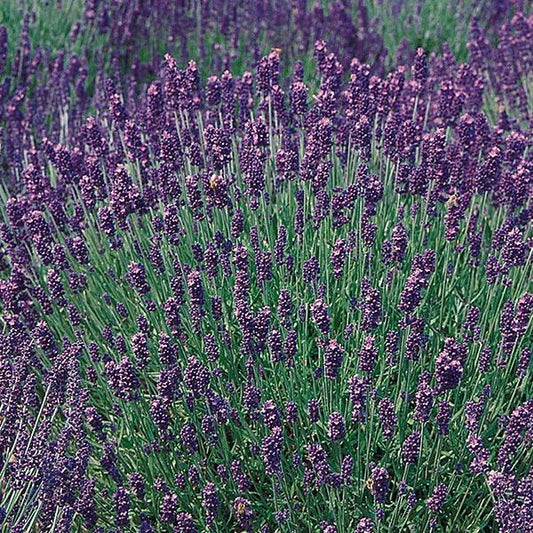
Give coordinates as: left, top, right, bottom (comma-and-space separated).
0, 1, 529, 191
0, 0, 385, 188
0, 3, 532, 533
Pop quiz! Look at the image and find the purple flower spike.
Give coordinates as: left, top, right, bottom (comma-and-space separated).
328, 412, 346, 441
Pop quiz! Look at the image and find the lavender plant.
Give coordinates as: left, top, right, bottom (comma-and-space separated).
0, 2, 532, 532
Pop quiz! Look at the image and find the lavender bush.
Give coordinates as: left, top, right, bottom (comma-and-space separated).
0, 2, 531, 532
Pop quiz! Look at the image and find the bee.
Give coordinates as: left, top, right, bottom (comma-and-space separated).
271, 47, 282, 57
441, 188, 459, 208
366, 477, 375, 493
446, 192, 459, 209
236, 502, 247, 516
209, 174, 220, 190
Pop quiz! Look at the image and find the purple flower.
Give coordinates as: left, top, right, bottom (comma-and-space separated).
341, 455, 354, 485
255, 251, 273, 285
262, 400, 282, 429
126, 261, 150, 296
312, 298, 331, 335
485, 255, 501, 284
276, 508, 290, 525
233, 497, 253, 530
308, 398, 321, 423
307, 443, 331, 487
398, 250, 435, 315
160, 493, 178, 524
391, 223, 408, 263
180, 423, 198, 454
285, 401, 298, 425
467, 433, 490, 473
184, 356, 210, 398
501, 228, 527, 269
202, 482, 221, 524
205, 333, 220, 362
243, 383, 261, 413
174, 513, 197, 533
497, 399, 532, 471
187, 269, 205, 307
358, 336, 377, 374
303, 256, 320, 285
277, 288, 293, 327
330, 238, 347, 278
262, 427, 284, 476
328, 412, 346, 441
231, 460, 251, 492
268, 329, 284, 363
274, 225, 287, 266
516, 348, 531, 378
368, 465, 389, 504
131, 332, 150, 369
401, 430, 421, 465
437, 401, 452, 436
435, 338, 467, 392
47, 268, 65, 301
355, 517, 374, 533
361, 214, 377, 248
150, 397, 171, 433
385, 330, 399, 362
324, 339, 344, 379
360, 278, 382, 331
113, 487, 130, 527
463, 306, 481, 340
512, 293, 532, 337
378, 398, 397, 439
290, 81, 308, 115
426, 483, 447, 513
67, 235, 89, 265
412, 48, 428, 94
349, 375, 368, 422
129, 472, 145, 500
76, 479, 98, 529
414, 371, 434, 423
2, 20, 531, 532
465, 399, 485, 432
106, 357, 140, 401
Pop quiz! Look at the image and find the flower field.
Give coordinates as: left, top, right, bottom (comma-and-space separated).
0, 2, 531, 532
